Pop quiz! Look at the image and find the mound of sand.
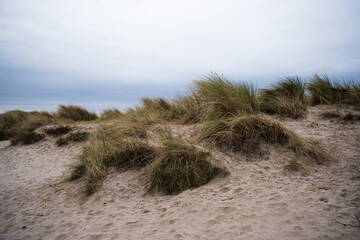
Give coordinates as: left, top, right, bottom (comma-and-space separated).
1, 106, 359, 239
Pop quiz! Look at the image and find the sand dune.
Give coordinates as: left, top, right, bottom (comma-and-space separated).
1, 106, 359, 240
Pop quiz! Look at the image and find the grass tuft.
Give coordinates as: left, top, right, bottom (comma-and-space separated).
44, 126, 72, 136
195, 73, 258, 120
57, 105, 97, 121
56, 132, 89, 146
100, 108, 123, 120
197, 115, 330, 164
11, 131, 45, 145
148, 134, 227, 195
0, 110, 54, 142
308, 74, 360, 106
259, 76, 307, 118
69, 123, 155, 196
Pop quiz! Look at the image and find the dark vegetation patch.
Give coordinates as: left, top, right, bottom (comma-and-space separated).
343, 112, 360, 121
44, 126, 72, 136
320, 111, 342, 119
11, 132, 45, 145
147, 134, 228, 195
56, 132, 89, 146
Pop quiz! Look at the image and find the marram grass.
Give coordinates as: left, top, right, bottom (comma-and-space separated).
197, 115, 330, 165
259, 76, 307, 118
147, 133, 228, 195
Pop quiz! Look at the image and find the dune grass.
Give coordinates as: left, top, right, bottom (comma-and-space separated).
197, 115, 330, 164
147, 133, 227, 195
259, 76, 307, 118
57, 105, 98, 121
308, 74, 360, 106
69, 122, 155, 195
100, 108, 123, 120
0, 110, 54, 143
56, 132, 89, 146
194, 73, 258, 120
10, 131, 45, 145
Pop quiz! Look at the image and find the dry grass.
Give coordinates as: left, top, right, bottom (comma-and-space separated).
308, 74, 360, 106
197, 115, 330, 164
11, 131, 45, 145
0, 110, 54, 142
100, 108, 123, 120
69, 122, 155, 195
44, 126, 72, 136
147, 133, 227, 195
57, 105, 98, 121
56, 132, 89, 146
259, 76, 307, 118
194, 73, 258, 120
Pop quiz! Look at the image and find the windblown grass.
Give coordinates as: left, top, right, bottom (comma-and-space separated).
69, 122, 155, 195
195, 73, 258, 120
259, 76, 307, 118
197, 115, 330, 164
0, 110, 54, 142
100, 108, 123, 120
308, 74, 360, 106
57, 105, 98, 121
56, 132, 89, 146
147, 133, 227, 195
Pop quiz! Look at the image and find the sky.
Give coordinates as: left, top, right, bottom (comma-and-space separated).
0, 0, 359, 113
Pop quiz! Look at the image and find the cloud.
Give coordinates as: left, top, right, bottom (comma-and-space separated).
0, 0, 359, 85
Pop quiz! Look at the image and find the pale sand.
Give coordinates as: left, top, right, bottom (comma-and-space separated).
1, 106, 359, 240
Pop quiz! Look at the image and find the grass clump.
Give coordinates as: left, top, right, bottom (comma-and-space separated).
308, 74, 360, 106
44, 126, 72, 136
148, 134, 227, 195
198, 115, 330, 164
195, 73, 258, 120
100, 108, 123, 120
259, 76, 307, 118
69, 123, 155, 196
56, 132, 89, 146
11, 131, 45, 145
56, 105, 97, 121
0, 110, 54, 142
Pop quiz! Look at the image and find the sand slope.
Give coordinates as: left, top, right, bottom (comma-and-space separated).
1, 106, 359, 240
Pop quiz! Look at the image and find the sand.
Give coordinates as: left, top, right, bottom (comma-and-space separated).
0, 106, 359, 240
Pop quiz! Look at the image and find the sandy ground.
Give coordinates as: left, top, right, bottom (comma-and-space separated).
0, 106, 360, 240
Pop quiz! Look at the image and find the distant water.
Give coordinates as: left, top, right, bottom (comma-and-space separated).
0, 81, 189, 114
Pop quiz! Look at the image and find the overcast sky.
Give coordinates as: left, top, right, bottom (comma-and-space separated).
0, 0, 359, 112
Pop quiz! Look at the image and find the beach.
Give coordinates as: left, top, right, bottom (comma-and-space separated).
0, 105, 359, 240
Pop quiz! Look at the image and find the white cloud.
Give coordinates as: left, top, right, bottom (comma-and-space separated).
0, 0, 359, 84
